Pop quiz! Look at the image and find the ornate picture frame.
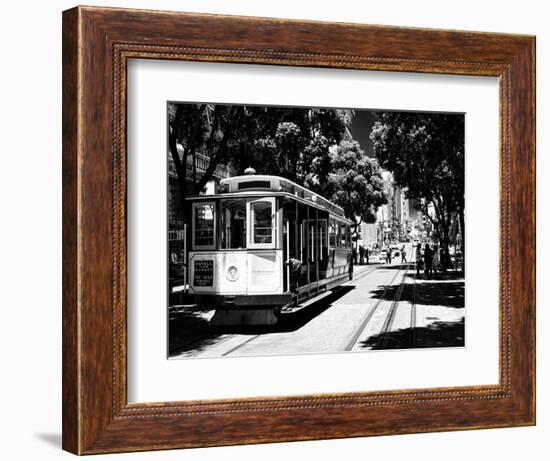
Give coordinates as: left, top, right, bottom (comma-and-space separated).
62, 6, 535, 454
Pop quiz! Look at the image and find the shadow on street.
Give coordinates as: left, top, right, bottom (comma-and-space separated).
169, 285, 355, 356
357, 317, 465, 349
168, 310, 220, 355
369, 272, 464, 309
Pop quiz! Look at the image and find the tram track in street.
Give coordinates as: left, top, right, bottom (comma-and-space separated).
376, 262, 412, 349
342, 266, 404, 351
215, 264, 382, 357
410, 265, 419, 348
221, 335, 261, 357
344, 264, 381, 285
169, 330, 234, 357
343, 247, 414, 351
220, 254, 413, 356
171, 259, 404, 358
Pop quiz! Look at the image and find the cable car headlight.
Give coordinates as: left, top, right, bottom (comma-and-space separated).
226, 265, 239, 282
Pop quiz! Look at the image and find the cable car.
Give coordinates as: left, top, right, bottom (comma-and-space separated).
186, 171, 353, 325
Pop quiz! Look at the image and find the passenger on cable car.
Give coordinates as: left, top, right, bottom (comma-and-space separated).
286, 258, 303, 294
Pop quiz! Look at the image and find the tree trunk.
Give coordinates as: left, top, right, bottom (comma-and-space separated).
353, 219, 362, 253
458, 207, 465, 273
169, 104, 208, 222
458, 208, 465, 249
427, 199, 454, 270
193, 131, 230, 194
168, 121, 188, 222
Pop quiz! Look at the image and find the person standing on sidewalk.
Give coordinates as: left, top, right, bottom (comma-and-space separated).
423, 243, 433, 279
359, 245, 365, 265
365, 246, 370, 265
400, 244, 407, 263
416, 243, 422, 276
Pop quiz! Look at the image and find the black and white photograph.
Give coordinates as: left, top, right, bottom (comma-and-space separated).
167, 102, 465, 359
2, 1, 543, 459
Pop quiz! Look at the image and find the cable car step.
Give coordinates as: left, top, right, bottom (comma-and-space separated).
169, 304, 198, 313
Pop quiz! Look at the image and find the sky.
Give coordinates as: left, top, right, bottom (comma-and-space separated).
348, 110, 379, 158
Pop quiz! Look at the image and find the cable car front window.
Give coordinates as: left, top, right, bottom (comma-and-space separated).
221, 199, 247, 249
251, 200, 273, 245
193, 202, 215, 249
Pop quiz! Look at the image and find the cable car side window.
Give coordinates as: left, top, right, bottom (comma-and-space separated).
248, 198, 275, 249
340, 223, 348, 247
335, 222, 341, 248
192, 202, 216, 250
320, 220, 327, 260
329, 219, 336, 247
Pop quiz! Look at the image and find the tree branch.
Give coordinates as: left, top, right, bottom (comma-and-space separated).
193, 107, 237, 194
169, 106, 188, 210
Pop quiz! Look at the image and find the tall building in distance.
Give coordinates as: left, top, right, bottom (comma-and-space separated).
392, 185, 410, 240
358, 173, 416, 248
360, 222, 378, 246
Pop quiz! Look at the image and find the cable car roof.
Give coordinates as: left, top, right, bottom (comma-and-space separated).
186, 174, 350, 221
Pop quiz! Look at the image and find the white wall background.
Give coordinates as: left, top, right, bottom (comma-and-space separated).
0, 1, 546, 460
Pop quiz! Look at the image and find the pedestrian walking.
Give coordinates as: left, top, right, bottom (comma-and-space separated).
359, 245, 365, 265
386, 247, 392, 264
423, 244, 433, 279
432, 244, 441, 275
400, 244, 407, 263
415, 243, 422, 276
365, 247, 370, 265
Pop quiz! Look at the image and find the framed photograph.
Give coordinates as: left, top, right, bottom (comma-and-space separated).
62, 6, 535, 455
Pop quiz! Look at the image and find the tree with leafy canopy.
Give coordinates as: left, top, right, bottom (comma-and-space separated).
232, 107, 348, 184
168, 104, 349, 220
168, 103, 251, 204
369, 112, 465, 256
324, 140, 387, 239
168, 104, 389, 236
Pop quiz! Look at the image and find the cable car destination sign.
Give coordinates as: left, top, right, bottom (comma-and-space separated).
193, 260, 214, 287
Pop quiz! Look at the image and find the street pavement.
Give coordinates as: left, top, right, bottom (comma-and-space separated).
169, 244, 465, 359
